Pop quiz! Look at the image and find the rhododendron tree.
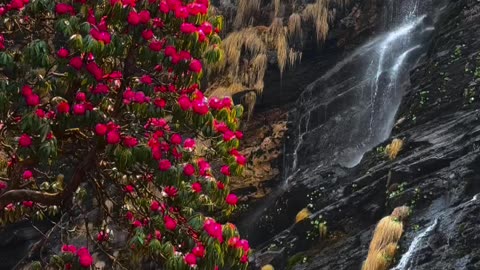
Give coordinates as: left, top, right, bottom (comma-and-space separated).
0, 0, 249, 269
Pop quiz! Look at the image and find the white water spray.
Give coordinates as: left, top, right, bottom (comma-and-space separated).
392, 218, 439, 270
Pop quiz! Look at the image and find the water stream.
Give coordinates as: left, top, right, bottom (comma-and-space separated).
392, 218, 440, 270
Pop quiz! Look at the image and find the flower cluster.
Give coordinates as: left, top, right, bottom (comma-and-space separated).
0, 0, 248, 269
61, 245, 94, 269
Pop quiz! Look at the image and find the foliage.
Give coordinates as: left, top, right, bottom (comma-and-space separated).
0, 0, 251, 269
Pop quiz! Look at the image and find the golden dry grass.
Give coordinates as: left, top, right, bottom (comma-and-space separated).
241, 91, 257, 121
385, 138, 404, 160
288, 13, 302, 43
362, 250, 389, 270
233, 0, 260, 29
302, 0, 329, 43
362, 206, 410, 270
295, 208, 311, 223
261, 264, 275, 270
274, 0, 281, 17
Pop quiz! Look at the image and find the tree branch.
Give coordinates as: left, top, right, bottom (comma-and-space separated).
0, 147, 100, 208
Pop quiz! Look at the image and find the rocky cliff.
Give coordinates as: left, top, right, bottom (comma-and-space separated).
242, 0, 480, 269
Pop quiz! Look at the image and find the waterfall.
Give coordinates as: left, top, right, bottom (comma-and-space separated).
392, 218, 440, 270
286, 7, 433, 173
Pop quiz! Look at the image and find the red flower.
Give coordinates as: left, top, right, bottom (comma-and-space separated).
164, 46, 176, 57
240, 255, 248, 264
95, 124, 107, 136
106, 131, 121, 144
208, 97, 222, 110
235, 131, 244, 140
78, 254, 93, 268
142, 29, 154, 40
69, 57, 83, 70
217, 181, 225, 190
25, 94, 40, 107
178, 95, 191, 111
149, 40, 163, 51
132, 220, 142, 228
76, 92, 86, 102
226, 194, 238, 205
223, 130, 236, 142
236, 154, 247, 165
189, 59, 202, 73
222, 97, 233, 109
184, 253, 197, 266
158, 159, 171, 171
174, 6, 189, 19
192, 100, 208, 115
86, 62, 103, 81
124, 185, 135, 193
73, 104, 86, 115
55, 3, 75, 15
21, 85, 33, 97
200, 22, 213, 35
140, 75, 152, 85
150, 200, 160, 211
220, 165, 231, 176
183, 164, 195, 176
180, 23, 196, 34
138, 10, 151, 24
123, 136, 138, 148
35, 109, 45, 118
97, 231, 109, 242
193, 245, 205, 257
22, 170, 33, 180
183, 138, 195, 150
170, 133, 182, 145
164, 216, 177, 231
153, 18, 164, 28
22, 201, 34, 208
154, 98, 166, 108
57, 102, 70, 114
228, 237, 239, 247
127, 11, 140, 25
163, 186, 178, 197
57, 48, 69, 58
18, 134, 32, 147
0, 181, 7, 191
192, 182, 202, 193
62, 245, 77, 254
92, 84, 109, 95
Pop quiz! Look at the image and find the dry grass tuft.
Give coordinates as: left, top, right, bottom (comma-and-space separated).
233, 0, 260, 29
241, 91, 257, 121
288, 13, 302, 46
274, 0, 281, 17
362, 206, 410, 270
295, 208, 312, 223
385, 138, 404, 160
261, 264, 275, 270
302, 0, 329, 43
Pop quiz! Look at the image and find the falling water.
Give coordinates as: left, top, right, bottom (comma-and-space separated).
286, 10, 433, 173
392, 218, 440, 270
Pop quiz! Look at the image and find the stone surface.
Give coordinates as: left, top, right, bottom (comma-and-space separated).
245, 0, 480, 269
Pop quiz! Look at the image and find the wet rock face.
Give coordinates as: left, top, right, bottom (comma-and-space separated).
249, 0, 480, 269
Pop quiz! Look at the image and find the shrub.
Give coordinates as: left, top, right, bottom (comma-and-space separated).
0, 0, 250, 269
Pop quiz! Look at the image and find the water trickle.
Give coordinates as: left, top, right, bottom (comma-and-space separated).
392, 218, 440, 270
